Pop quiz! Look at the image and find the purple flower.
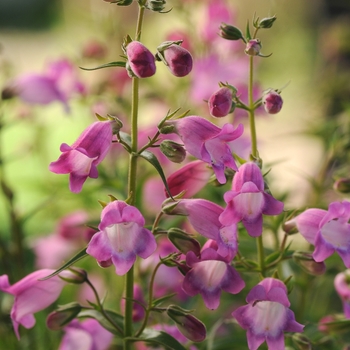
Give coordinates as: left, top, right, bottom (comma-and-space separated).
0, 269, 66, 339
219, 162, 284, 237
232, 278, 304, 350
208, 87, 233, 118
126, 41, 156, 78
165, 198, 238, 258
262, 89, 283, 114
334, 270, 350, 318
59, 319, 113, 350
163, 44, 193, 77
284, 201, 350, 267
49, 121, 113, 193
182, 245, 245, 310
163, 116, 244, 184
86, 200, 157, 275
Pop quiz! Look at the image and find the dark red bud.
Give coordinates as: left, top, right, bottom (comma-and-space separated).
126, 41, 156, 78
208, 87, 233, 118
262, 89, 283, 114
163, 45, 193, 77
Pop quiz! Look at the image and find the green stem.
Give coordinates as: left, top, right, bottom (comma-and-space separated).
124, 4, 146, 350
248, 56, 258, 159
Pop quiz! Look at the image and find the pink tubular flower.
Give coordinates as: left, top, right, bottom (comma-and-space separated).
162, 116, 244, 184
233, 278, 304, 350
284, 201, 350, 267
163, 44, 193, 77
208, 87, 233, 118
166, 160, 212, 198
0, 269, 66, 339
165, 198, 238, 258
49, 120, 113, 193
86, 200, 157, 275
182, 245, 244, 310
219, 162, 284, 237
59, 319, 113, 350
334, 270, 350, 318
126, 41, 156, 78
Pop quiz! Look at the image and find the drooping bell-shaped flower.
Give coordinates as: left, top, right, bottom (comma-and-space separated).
232, 278, 304, 350
182, 243, 244, 310
334, 270, 350, 318
0, 269, 68, 339
219, 162, 284, 237
162, 116, 244, 184
49, 120, 113, 193
86, 200, 157, 275
284, 201, 350, 267
163, 198, 238, 258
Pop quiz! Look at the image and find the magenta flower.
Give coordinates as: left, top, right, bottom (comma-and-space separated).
49, 120, 113, 193
165, 198, 238, 258
163, 116, 244, 184
163, 44, 193, 77
182, 245, 245, 310
262, 89, 283, 114
166, 160, 212, 198
0, 269, 66, 339
233, 278, 304, 350
284, 201, 350, 267
86, 200, 157, 275
219, 162, 284, 237
59, 319, 113, 350
126, 41, 156, 78
334, 270, 350, 318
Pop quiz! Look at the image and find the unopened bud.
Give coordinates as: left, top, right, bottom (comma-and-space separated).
166, 305, 206, 342
208, 87, 233, 118
219, 23, 245, 42
126, 41, 156, 78
245, 39, 262, 56
160, 140, 186, 163
103, 0, 133, 5
262, 89, 283, 114
46, 302, 82, 330
167, 228, 201, 256
334, 178, 350, 193
58, 268, 87, 284
258, 15, 277, 29
161, 44, 193, 77
293, 251, 326, 275
145, 0, 166, 12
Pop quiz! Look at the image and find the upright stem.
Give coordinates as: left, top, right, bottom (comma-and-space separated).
248, 55, 265, 275
124, 4, 145, 349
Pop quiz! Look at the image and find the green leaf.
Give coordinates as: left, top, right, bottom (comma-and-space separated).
139, 150, 173, 199
152, 293, 177, 307
246, 20, 251, 41
80, 61, 126, 71
78, 309, 124, 336
126, 329, 187, 350
39, 247, 88, 280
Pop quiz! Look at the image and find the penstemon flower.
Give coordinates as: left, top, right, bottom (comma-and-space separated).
49, 120, 114, 193
162, 116, 244, 184
219, 162, 284, 237
334, 270, 350, 318
86, 200, 157, 275
182, 241, 245, 310
284, 200, 350, 267
232, 278, 304, 350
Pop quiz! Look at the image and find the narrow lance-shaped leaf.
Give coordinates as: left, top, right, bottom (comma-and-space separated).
139, 150, 173, 199
39, 247, 88, 280
80, 61, 126, 71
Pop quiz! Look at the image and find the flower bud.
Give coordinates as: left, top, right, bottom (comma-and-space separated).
145, 0, 166, 12
334, 178, 350, 193
262, 89, 283, 114
167, 228, 201, 256
166, 305, 206, 342
208, 87, 233, 118
219, 23, 245, 41
46, 302, 82, 330
126, 41, 156, 78
258, 15, 277, 29
158, 44, 193, 77
293, 251, 326, 275
58, 268, 88, 284
245, 39, 262, 56
160, 140, 186, 163
103, 0, 133, 5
